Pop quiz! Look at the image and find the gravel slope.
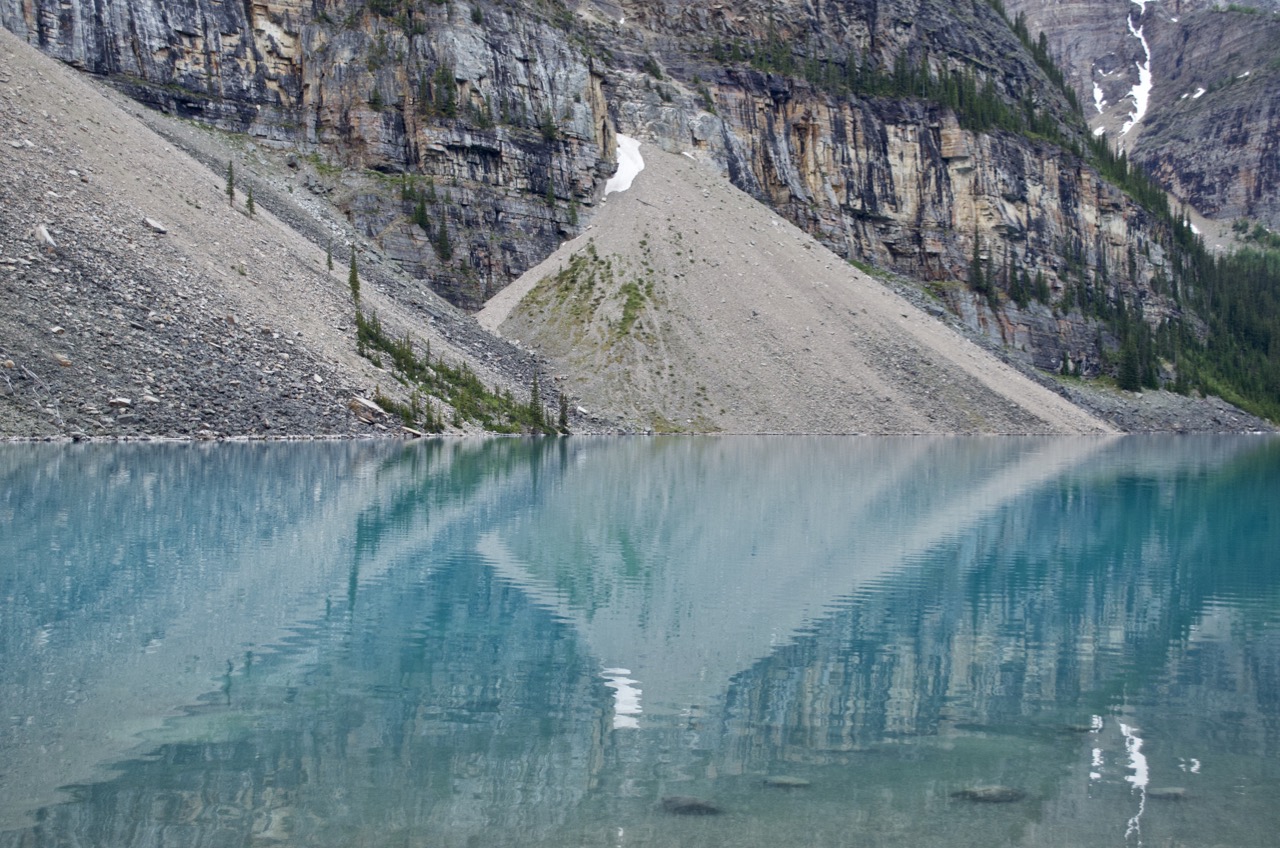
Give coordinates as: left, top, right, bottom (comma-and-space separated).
0, 29, 543, 440
484, 142, 1116, 435
3, 29, 1271, 438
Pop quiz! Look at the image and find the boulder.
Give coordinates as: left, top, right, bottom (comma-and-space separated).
950, 786, 1026, 803
660, 795, 722, 815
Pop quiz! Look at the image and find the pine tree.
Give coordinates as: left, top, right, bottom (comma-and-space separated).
246, 186, 255, 217
348, 246, 361, 303
529, 372, 542, 426
326, 240, 334, 271
434, 222, 453, 262
226, 161, 235, 206
1118, 340, 1141, 391
558, 391, 569, 433
969, 232, 986, 294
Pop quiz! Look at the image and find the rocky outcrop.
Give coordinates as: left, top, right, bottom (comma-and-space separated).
1005, 0, 1280, 229
0, 0, 1223, 374
2, 0, 615, 309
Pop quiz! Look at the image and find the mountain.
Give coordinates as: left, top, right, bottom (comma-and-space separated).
2, 0, 1278, 435
1006, 0, 1280, 230
0, 27, 546, 439
480, 138, 1112, 434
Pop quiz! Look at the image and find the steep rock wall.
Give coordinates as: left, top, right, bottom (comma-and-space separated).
1005, 0, 1280, 229
2, 0, 615, 309
3, 0, 1192, 373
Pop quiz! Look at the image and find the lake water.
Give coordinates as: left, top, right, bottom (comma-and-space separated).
1, 436, 1278, 847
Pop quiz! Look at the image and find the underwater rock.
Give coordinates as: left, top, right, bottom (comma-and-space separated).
1147, 787, 1189, 801
660, 795, 723, 815
950, 785, 1027, 803
763, 776, 812, 788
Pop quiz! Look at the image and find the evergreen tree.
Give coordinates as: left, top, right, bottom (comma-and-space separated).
348, 246, 361, 303
434, 222, 453, 262
226, 161, 235, 206
413, 198, 431, 231
558, 391, 569, 433
246, 186, 255, 217
1118, 340, 1142, 391
529, 372, 543, 426
326, 240, 334, 271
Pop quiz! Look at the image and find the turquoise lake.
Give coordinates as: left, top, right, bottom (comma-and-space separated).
1, 436, 1278, 847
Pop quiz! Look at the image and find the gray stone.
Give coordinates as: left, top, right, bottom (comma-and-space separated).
950, 786, 1027, 803
660, 796, 722, 815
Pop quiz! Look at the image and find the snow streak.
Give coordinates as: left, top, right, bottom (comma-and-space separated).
1120, 0, 1155, 140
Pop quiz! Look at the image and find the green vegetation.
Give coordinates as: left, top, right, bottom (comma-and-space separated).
434, 219, 453, 262
418, 65, 458, 118
1178, 247, 1280, 419
246, 186, 255, 217
539, 108, 559, 141
1235, 219, 1280, 251
707, 33, 1072, 147
225, 161, 235, 206
355, 310, 556, 433
618, 281, 646, 334
348, 246, 361, 303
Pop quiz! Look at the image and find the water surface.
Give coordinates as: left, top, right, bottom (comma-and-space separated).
1, 436, 1278, 847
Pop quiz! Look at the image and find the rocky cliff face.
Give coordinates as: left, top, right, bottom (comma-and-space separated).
0, 0, 1207, 374
2, 0, 616, 309
1005, 0, 1280, 229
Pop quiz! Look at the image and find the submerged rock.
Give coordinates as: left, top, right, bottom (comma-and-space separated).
763, 776, 811, 788
1147, 787, 1189, 801
660, 795, 722, 815
950, 785, 1027, 803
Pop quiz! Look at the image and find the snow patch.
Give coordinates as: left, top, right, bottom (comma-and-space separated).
1120, 1, 1155, 138
1093, 83, 1107, 114
1190, 222, 1201, 235
604, 135, 645, 196
1193, 87, 1206, 99
1093, 126, 1107, 137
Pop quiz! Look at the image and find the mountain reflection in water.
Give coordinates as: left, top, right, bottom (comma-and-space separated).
1, 436, 1277, 847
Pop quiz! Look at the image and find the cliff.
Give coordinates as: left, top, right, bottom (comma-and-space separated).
1006, 0, 1280, 229
1, 1, 1184, 324
3, 0, 1276, 423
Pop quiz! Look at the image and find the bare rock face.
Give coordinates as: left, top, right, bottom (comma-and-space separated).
0, 0, 1216, 373
1, 0, 614, 310
1006, 0, 1280, 229
596, 1, 1184, 371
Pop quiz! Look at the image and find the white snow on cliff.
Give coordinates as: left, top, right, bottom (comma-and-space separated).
1120, 0, 1155, 139
604, 134, 644, 196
